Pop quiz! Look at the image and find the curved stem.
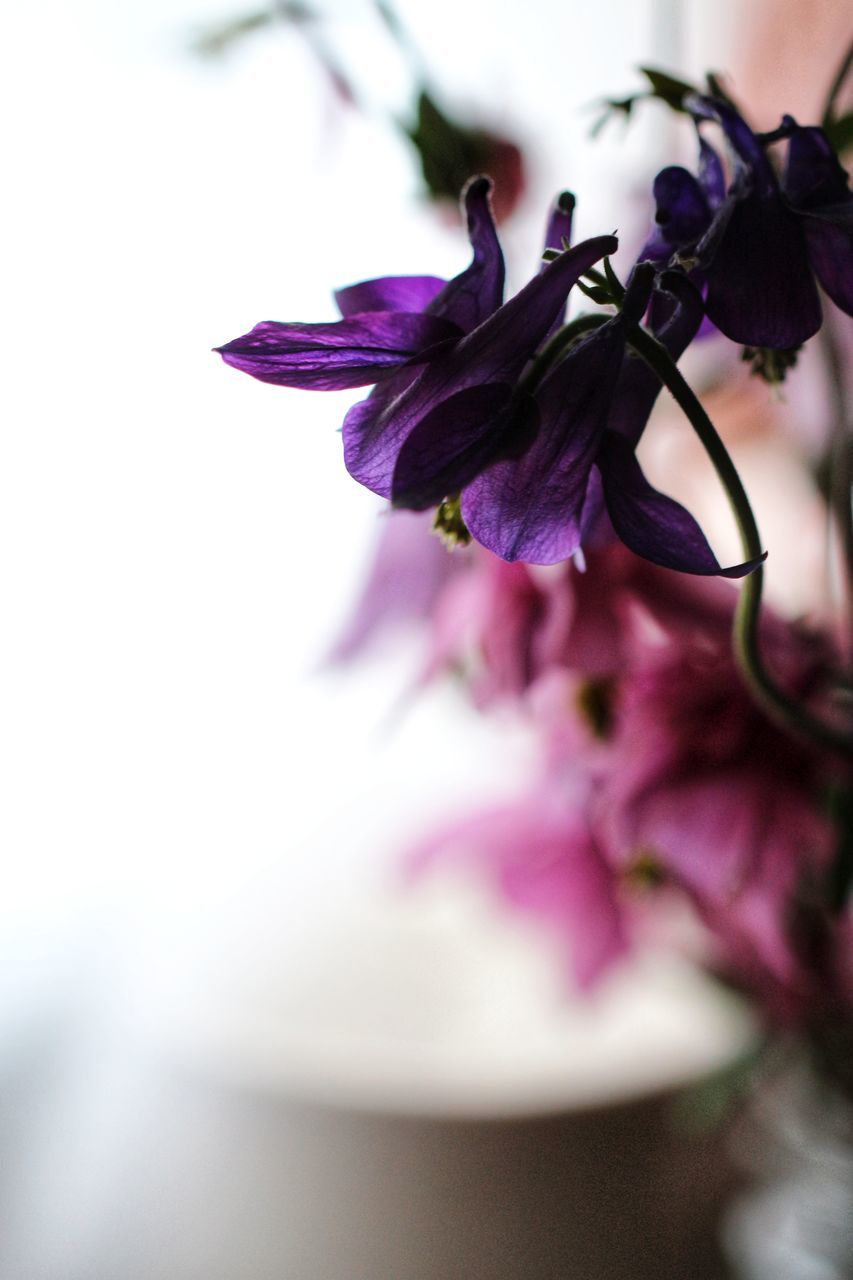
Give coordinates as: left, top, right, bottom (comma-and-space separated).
822, 36, 853, 131
629, 324, 853, 758
520, 311, 608, 392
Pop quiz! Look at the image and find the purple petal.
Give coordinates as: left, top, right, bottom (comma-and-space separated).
543, 190, 575, 255
607, 272, 704, 449
424, 176, 506, 333
687, 95, 776, 193
391, 382, 518, 510
802, 217, 853, 316
698, 137, 726, 209
651, 166, 712, 250
600, 432, 765, 577
334, 275, 446, 317
541, 191, 577, 338
344, 234, 617, 496
462, 325, 626, 564
701, 193, 822, 347
216, 312, 460, 390
784, 121, 852, 210
328, 509, 459, 663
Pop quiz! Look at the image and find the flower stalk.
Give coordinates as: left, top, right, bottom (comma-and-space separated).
629, 323, 853, 758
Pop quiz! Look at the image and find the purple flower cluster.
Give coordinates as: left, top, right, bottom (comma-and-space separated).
217, 89, 852, 580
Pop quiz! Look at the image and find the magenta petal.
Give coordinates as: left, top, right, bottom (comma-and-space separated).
216, 312, 461, 390
600, 433, 765, 577
462, 326, 625, 564
391, 382, 517, 509
406, 798, 627, 991
334, 275, 447, 317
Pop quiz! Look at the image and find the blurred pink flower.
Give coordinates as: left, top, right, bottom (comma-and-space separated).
407, 784, 628, 991
603, 621, 838, 1007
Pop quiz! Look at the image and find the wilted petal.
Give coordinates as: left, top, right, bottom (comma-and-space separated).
599, 432, 764, 577
462, 325, 625, 564
216, 312, 460, 390
700, 192, 822, 347
334, 275, 447, 317
391, 382, 518, 509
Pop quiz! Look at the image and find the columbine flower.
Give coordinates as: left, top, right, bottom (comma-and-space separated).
217, 175, 504, 407
217, 179, 616, 505
647, 95, 853, 349
461, 266, 759, 575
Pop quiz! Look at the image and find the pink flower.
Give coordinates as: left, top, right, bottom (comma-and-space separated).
407, 784, 629, 991
604, 620, 838, 1006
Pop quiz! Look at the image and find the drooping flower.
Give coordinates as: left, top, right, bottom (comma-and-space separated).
460, 266, 760, 576
647, 95, 853, 349
217, 179, 617, 508
217, 176, 504, 396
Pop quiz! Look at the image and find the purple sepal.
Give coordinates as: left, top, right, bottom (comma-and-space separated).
425, 176, 506, 333
600, 432, 765, 578
216, 312, 461, 390
334, 275, 446, 317
802, 219, 853, 315
345, 234, 617, 499
701, 192, 822, 347
461, 326, 625, 564
391, 382, 518, 510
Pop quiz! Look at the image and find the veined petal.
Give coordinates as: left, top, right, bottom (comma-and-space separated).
216, 312, 460, 390
462, 325, 625, 564
391, 382, 518, 510
600, 432, 765, 577
334, 275, 446, 317
701, 192, 822, 347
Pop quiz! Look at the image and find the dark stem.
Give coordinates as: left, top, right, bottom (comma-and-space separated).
628, 324, 853, 759
822, 36, 853, 131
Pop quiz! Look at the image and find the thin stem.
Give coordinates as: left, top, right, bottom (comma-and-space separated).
628, 324, 853, 758
520, 311, 608, 391
822, 36, 853, 131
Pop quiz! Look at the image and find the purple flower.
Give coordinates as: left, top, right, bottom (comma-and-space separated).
217, 179, 616, 506
648, 96, 853, 348
217, 176, 504, 400
461, 268, 760, 576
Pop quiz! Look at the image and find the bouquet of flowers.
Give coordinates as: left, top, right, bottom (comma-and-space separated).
216, 43, 853, 1272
